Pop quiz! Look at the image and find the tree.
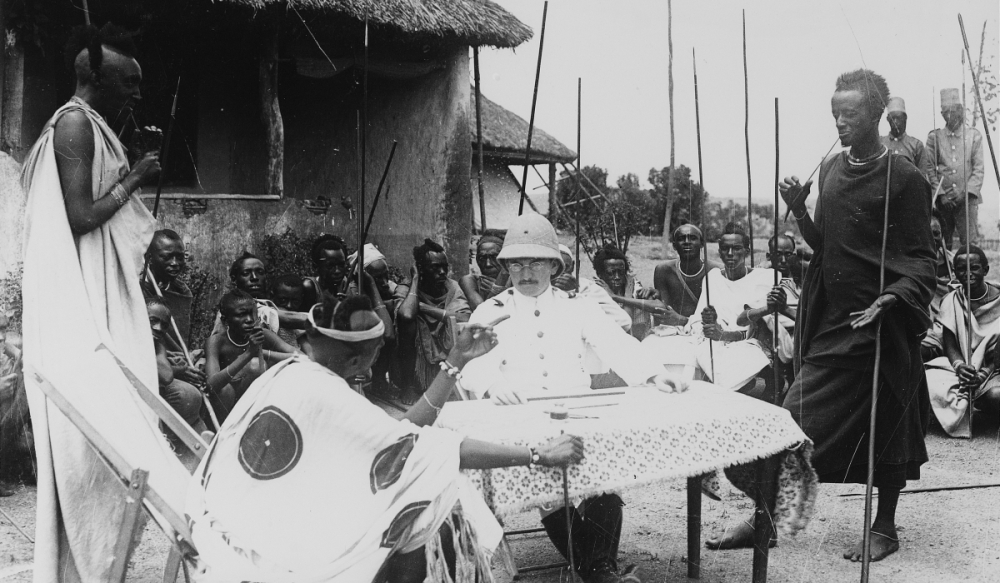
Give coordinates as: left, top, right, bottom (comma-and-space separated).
649, 164, 706, 237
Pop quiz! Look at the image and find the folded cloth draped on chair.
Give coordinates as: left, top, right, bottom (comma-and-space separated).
188, 357, 501, 583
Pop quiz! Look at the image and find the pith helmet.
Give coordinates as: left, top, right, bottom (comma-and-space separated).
498, 212, 565, 273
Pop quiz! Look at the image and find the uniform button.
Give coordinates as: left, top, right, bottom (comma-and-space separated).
542, 371, 548, 377
577, 354, 582, 358
534, 310, 541, 317
537, 331, 544, 338
539, 354, 545, 359
501, 360, 507, 365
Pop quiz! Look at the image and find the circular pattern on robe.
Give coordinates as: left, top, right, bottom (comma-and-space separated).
238, 406, 303, 480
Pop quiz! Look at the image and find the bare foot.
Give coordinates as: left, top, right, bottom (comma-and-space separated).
705, 519, 777, 550
843, 529, 899, 562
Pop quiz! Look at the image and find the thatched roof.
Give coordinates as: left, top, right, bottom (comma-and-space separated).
221, 0, 532, 48
471, 91, 576, 165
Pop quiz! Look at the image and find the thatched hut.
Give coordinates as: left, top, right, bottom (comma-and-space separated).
0, 0, 531, 283
470, 90, 576, 230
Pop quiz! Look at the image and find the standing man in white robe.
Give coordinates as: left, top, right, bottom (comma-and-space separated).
21, 24, 189, 582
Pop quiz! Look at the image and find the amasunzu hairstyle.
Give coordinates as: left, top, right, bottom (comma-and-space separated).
835, 69, 890, 119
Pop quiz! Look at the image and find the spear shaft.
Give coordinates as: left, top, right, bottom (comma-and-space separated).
152, 78, 181, 218
743, 10, 753, 266
772, 98, 782, 406
576, 78, 582, 282
959, 14, 1000, 189
693, 48, 714, 382
517, 1, 548, 215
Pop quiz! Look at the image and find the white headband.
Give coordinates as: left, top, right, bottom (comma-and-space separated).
307, 303, 385, 341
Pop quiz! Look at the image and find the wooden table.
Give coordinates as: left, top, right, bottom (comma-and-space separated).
436, 383, 815, 582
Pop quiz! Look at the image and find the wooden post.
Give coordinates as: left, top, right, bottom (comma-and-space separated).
474, 48, 488, 233
751, 456, 779, 583
1, 33, 24, 156
259, 15, 284, 197
548, 163, 557, 221
686, 477, 702, 579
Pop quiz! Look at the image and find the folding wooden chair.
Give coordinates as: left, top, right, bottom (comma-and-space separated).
27, 363, 206, 583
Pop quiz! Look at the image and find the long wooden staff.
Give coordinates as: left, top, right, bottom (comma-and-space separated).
959, 15, 1000, 189
145, 267, 220, 432
517, 1, 548, 215
772, 98, 782, 405
473, 48, 488, 232
861, 153, 892, 583
692, 48, 714, 381
576, 78, 583, 282
961, 47, 974, 434
743, 11, 753, 266
152, 78, 181, 218
358, 15, 369, 289
343, 143, 399, 293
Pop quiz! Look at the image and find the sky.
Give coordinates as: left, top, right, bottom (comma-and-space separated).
477, 0, 1000, 236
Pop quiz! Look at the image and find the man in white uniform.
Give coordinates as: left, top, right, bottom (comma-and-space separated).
460, 213, 684, 583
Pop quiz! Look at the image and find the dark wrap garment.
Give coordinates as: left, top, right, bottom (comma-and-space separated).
413, 280, 471, 391
785, 151, 936, 487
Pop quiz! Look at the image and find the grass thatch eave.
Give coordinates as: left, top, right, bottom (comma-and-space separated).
471, 90, 577, 165
218, 0, 532, 48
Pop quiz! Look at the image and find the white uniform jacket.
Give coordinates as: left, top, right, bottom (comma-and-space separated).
459, 286, 663, 399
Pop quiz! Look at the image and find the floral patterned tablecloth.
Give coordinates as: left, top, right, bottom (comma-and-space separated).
436, 383, 817, 535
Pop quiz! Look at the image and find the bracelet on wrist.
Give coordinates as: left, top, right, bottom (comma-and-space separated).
952, 360, 965, 371
439, 360, 462, 380
527, 446, 541, 469
421, 393, 442, 413
792, 208, 808, 220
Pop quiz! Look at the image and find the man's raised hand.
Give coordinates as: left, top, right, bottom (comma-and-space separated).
448, 315, 507, 368
779, 176, 813, 215
129, 150, 161, 187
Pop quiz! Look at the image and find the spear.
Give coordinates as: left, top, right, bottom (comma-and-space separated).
743, 10, 754, 266
693, 48, 714, 382
473, 48, 488, 232
576, 78, 582, 282
152, 77, 181, 218
772, 98, 782, 406
959, 14, 1000, 189
517, 1, 548, 215
961, 42, 973, 435
359, 14, 369, 290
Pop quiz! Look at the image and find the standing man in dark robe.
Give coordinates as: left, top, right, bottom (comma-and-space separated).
778, 69, 935, 562
652, 224, 721, 328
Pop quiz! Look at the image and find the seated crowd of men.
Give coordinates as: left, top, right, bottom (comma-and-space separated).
127, 210, 995, 583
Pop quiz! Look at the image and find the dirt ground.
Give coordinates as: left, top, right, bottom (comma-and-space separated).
2, 236, 999, 582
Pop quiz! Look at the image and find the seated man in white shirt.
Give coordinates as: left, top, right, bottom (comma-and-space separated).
460, 212, 685, 583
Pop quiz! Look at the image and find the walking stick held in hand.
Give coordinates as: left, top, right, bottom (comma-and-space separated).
152, 78, 180, 218
860, 154, 892, 583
